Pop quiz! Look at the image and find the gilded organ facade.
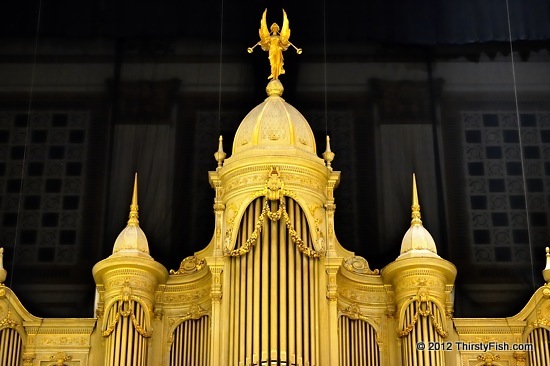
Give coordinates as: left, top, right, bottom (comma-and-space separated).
0, 77, 550, 366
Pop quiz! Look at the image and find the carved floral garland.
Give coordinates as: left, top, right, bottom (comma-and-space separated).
398, 296, 448, 338
225, 196, 322, 258
102, 286, 152, 338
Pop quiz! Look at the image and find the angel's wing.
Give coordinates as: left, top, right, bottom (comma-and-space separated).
259, 9, 270, 51
280, 9, 291, 47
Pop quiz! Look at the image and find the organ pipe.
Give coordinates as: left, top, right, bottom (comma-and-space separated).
170, 316, 210, 366
399, 301, 446, 366
103, 299, 150, 365
226, 197, 319, 366
270, 200, 278, 360
288, 199, 296, 364
528, 328, 550, 366
253, 198, 261, 365
0, 328, 22, 366
338, 316, 380, 366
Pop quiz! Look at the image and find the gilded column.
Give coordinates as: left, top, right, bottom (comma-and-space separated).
325, 259, 340, 366
382, 175, 456, 366
92, 175, 168, 366
208, 260, 225, 365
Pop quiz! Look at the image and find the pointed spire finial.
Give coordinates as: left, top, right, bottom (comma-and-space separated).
323, 135, 335, 170
411, 173, 422, 227
214, 135, 226, 170
397, 173, 439, 259
0, 247, 6, 284
543, 247, 550, 283
127, 173, 139, 227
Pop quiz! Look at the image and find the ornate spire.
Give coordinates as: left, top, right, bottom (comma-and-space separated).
214, 135, 226, 170
111, 173, 150, 257
127, 173, 139, 227
411, 173, 422, 227
397, 174, 439, 259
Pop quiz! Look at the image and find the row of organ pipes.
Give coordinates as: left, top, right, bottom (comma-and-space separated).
226, 197, 320, 365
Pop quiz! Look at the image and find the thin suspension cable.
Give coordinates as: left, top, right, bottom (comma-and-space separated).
505, 0, 536, 291
217, 0, 225, 136
323, 0, 328, 134
10, 0, 44, 288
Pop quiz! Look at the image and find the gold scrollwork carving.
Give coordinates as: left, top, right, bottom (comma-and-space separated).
165, 288, 210, 303
168, 304, 210, 343
174, 304, 208, 324
343, 256, 379, 275
340, 304, 380, 326
40, 336, 87, 346
170, 256, 206, 275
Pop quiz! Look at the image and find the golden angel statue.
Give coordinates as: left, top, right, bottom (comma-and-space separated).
248, 9, 302, 80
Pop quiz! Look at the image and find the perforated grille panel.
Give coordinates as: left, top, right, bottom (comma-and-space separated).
462, 111, 550, 263
0, 111, 89, 265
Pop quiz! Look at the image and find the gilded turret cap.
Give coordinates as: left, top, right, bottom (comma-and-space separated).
397, 174, 440, 259
111, 174, 151, 258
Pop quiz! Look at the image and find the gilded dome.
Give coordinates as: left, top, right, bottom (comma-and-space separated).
399, 224, 439, 259
112, 225, 150, 258
232, 80, 316, 156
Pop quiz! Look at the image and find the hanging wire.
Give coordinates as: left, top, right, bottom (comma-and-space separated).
217, 0, 225, 136
10, 0, 44, 288
505, 0, 536, 291
323, 0, 328, 135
